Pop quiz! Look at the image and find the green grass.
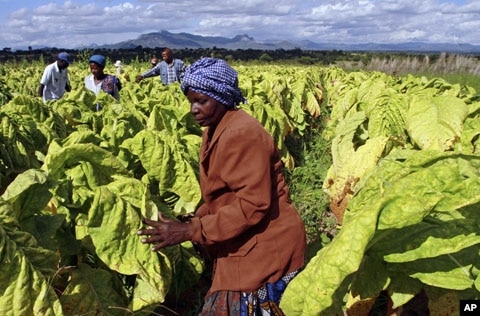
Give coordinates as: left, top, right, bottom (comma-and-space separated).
285, 113, 337, 254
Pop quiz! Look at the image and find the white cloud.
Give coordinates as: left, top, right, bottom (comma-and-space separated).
0, 0, 478, 49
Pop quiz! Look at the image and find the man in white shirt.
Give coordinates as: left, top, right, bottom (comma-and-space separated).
38, 52, 72, 103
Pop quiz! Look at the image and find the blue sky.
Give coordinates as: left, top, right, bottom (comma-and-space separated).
0, 0, 478, 49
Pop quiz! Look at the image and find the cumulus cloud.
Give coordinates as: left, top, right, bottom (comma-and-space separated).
0, 0, 477, 49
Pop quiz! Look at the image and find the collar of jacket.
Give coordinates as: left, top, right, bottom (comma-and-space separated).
201, 109, 239, 161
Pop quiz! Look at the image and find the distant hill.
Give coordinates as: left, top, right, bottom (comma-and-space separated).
87, 30, 480, 54
95, 30, 284, 51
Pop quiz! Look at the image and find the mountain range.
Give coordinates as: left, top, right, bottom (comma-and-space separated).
88, 30, 480, 54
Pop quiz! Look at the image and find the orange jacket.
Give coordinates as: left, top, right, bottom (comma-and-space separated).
190, 109, 306, 292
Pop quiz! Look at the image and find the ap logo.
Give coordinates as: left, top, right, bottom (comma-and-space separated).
460, 300, 480, 315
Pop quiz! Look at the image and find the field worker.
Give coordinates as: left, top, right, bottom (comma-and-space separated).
38, 52, 72, 103
135, 47, 186, 85
114, 60, 124, 76
137, 57, 306, 315
85, 54, 122, 102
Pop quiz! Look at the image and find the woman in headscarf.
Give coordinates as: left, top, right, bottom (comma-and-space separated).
137, 58, 306, 315
84, 54, 122, 101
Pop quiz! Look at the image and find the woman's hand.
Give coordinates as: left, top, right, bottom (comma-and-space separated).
137, 213, 193, 251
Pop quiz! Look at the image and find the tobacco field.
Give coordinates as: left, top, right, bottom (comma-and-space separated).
0, 57, 479, 315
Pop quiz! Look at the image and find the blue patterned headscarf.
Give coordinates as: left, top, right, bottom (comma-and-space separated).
181, 58, 246, 109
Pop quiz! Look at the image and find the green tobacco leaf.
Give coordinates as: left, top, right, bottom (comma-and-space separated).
475, 274, 480, 292
146, 103, 184, 133
64, 86, 97, 106
121, 130, 201, 214
457, 116, 480, 153
366, 88, 408, 140
99, 105, 145, 149
0, 198, 15, 224
76, 177, 172, 309
51, 96, 98, 128
406, 95, 468, 151
78, 178, 156, 274
0, 167, 66, 257
130, 277, 162, 313
23, 214, 64, 252
243, 95, 295, 168
412, 268, 473, 291
54, 130, 104, 149
376, 152, 480, 229
60, 264, 130, 316
280, 195, 383, 315
281, 150, 480, 315
382, 220, 480, 263
3, 95, 49, 122
323, 109, 388, 202
329, 86, 359, 124
357, 72, 391, 106
0, 206, 63, 316
1, 168, 49, 203
389, 246, 480, 291
43, 144, 129, 181
350, 253, 389, 299
162, 242, 205, 298
304, 90, 322, 118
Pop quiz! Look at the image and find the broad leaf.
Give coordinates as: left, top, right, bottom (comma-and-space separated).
406, 95, 468, 151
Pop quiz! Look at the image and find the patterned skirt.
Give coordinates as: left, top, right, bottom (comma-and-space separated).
199, 270, 298, 316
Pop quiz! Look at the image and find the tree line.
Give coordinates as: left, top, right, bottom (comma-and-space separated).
0, 46, 440, 66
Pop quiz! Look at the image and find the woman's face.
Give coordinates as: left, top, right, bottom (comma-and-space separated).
187, 90, 227, 127
89, 62, 104, 78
